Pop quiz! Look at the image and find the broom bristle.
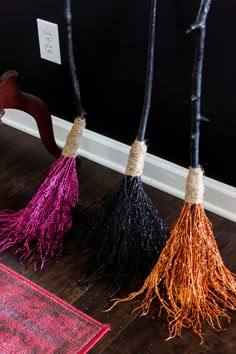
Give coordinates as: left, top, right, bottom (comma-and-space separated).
76, 176, 168, 287
109, 202, 236, 341
0, 156, 78, 267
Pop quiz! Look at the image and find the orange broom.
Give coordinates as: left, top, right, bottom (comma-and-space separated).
107, 0, 236, 342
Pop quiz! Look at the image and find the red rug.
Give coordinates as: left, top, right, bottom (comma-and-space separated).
0, 263, 110, 353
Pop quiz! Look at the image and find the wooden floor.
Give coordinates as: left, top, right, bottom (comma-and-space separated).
0, 124, 236, 354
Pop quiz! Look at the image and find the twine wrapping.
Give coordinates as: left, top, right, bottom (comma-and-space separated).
125, 140, 147, 177
185, 167, 204, 204
62, 117, 86, 157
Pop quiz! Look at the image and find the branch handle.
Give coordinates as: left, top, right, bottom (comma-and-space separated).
188, 0, 212, 168
65, 0, 86, 119
137, 0, 157, 142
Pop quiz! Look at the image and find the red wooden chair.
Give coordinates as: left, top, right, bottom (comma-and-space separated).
0, 70, 60, 157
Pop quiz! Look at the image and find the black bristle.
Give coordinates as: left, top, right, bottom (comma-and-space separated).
75, 176, 168, 288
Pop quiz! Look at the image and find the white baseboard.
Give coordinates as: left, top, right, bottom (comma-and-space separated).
3, 109, 236, 222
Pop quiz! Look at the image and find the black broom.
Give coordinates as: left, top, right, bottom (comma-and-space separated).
75, 0, 168, 289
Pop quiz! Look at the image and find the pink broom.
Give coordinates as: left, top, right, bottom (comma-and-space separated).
0, 0, 86, 267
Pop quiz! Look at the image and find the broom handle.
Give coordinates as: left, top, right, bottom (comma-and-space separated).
187, 0, 212, 168
65, 0, 86, 119
137, 0, 157, 142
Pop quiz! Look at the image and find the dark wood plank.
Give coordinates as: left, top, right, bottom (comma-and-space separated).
72, 277, 144, 354
0, 124, 236, 353
103, 305, 236, 354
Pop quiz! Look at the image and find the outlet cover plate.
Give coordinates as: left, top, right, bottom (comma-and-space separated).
37, 19, 61, 65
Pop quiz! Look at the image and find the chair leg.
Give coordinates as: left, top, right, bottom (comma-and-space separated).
0, 70, 61, 158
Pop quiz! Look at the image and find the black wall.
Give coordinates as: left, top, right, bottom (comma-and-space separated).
0, 0, 236, 187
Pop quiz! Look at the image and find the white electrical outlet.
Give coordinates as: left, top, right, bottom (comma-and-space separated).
37, 19, 61, 65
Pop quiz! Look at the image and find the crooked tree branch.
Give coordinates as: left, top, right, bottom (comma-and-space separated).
65, 0, 86, 118
188, 0, 212, 168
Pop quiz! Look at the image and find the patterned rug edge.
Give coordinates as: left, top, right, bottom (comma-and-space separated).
0, 262, 110, 353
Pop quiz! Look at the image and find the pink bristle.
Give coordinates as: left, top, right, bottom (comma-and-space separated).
0, 156, 78, 267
